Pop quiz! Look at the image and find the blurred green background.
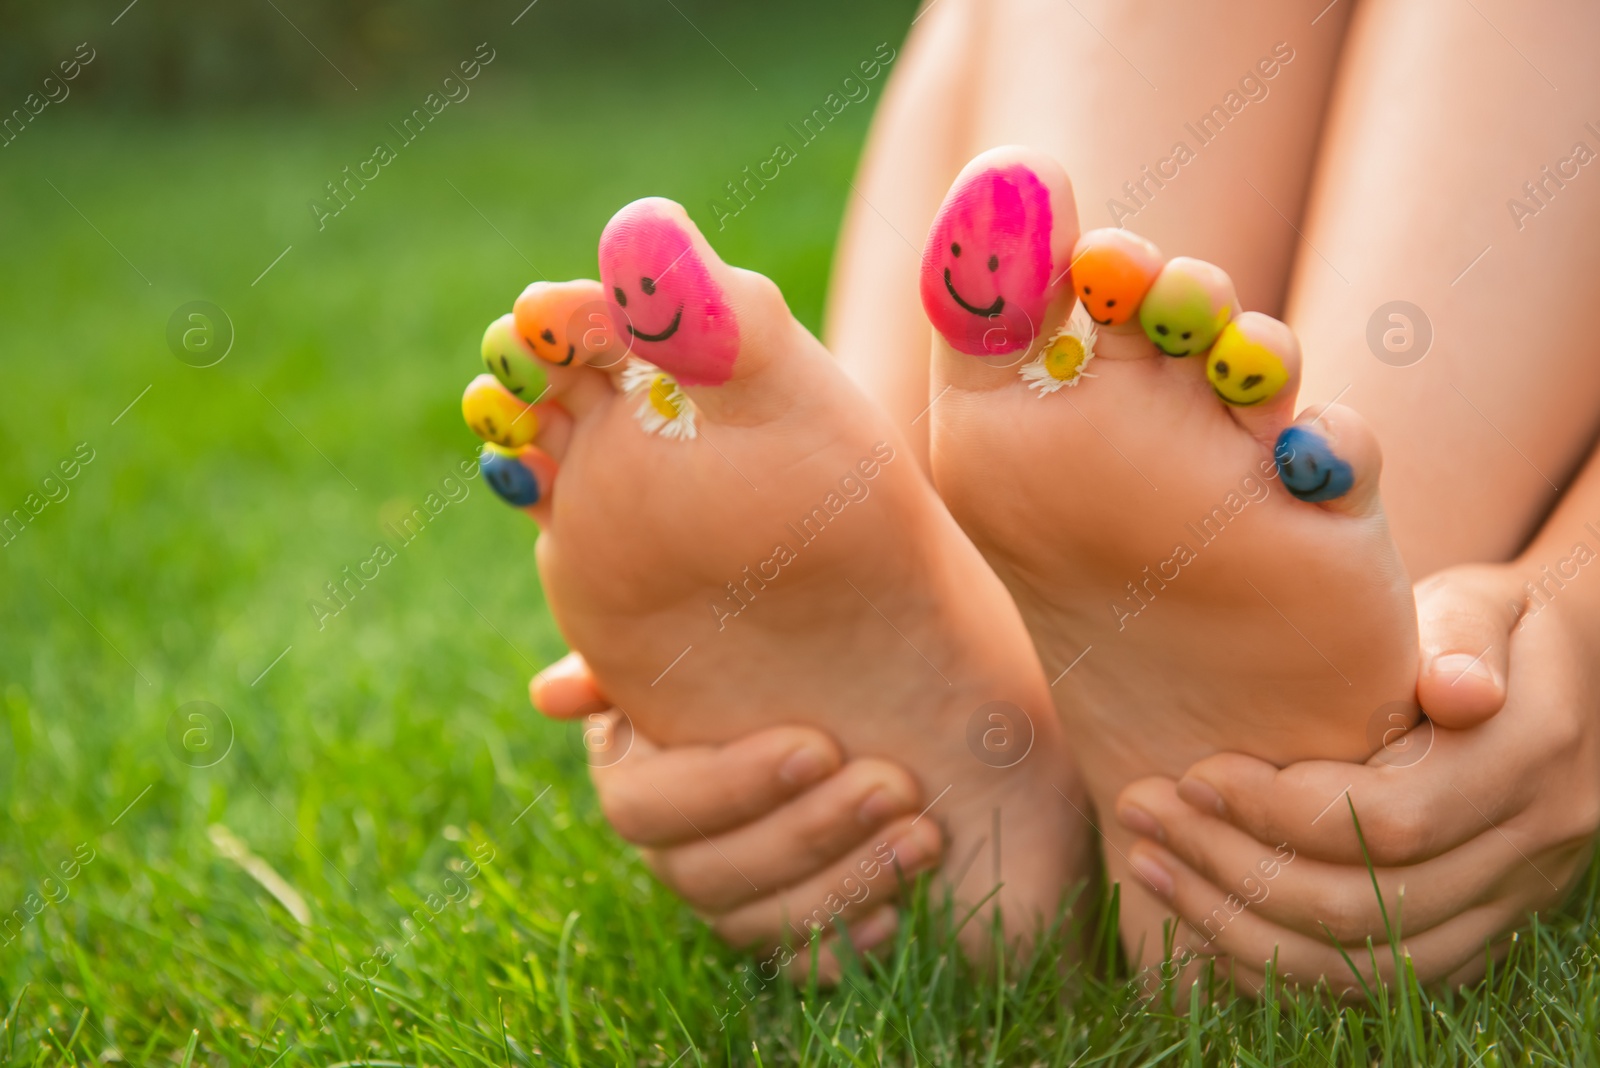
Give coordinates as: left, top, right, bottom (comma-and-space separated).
0, 2, 944, 1060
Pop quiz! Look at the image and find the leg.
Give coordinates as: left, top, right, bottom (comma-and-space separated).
1288, 0, 1600, 575
830, 0, 1355, 466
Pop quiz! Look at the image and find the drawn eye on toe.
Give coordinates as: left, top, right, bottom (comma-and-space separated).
641, 277, 656, 295
613, 287, 628, 307
952, 242, 962, 257
540, 329, 555, 344
987, 254, 999, 272
1214, 360, 1230, 378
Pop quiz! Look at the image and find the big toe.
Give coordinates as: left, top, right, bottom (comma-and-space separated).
920, 146, 1079, 381
598, 197, 804, 406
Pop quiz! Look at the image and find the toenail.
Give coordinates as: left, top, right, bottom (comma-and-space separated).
1117, 804, 1165, 843
1129, 853, 1174, 902
1431, 652, 1500, 691
1176, 778, 1227, 819
857, 788, 908, 826
778, 745, 834, 788
480, 446, 540, 507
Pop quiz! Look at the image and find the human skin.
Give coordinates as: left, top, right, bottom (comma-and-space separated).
540, 0, 1600, 986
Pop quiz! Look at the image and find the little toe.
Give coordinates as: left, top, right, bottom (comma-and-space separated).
920, 145, 1079, 385
1273, 403, 1383, 517
1138, 256, 1239, 360
480, 443, 558, 525
1206, 311, 1300, 445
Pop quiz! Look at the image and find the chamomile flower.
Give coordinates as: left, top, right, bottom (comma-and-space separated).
621, 360, 699, 440
1020, 306, 1098, 396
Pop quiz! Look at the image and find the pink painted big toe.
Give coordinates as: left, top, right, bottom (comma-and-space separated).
598, 199, 740, 387
920, 163, 1059, 356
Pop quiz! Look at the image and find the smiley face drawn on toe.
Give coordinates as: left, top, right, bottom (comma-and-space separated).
463, 373, 539, 449
1274, 425, 1354, 502
920, 164, 1056, 356
1207, 320, 1289, 407
1071, 228, 1163, 328
482, 314, 548, 399
1139, 258, 1236, 357
480, 445, 541, 507
599, 202, 738, 386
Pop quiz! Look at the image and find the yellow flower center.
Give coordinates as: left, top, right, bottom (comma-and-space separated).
648, 374, 686, 420
1044, 336, 1086, 381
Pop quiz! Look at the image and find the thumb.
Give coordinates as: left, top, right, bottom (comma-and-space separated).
1413, 564, 1520, 728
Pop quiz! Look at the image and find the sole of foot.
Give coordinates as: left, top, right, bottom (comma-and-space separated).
917, 145, 1419, 975
465, 196, 1094, 958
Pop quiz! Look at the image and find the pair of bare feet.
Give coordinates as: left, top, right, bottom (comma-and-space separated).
461, 146, 1419, 973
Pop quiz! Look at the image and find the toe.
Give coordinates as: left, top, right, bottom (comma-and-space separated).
1137, 256, 1238, 359
498, 287, 621, 420
1069, 227, 1164, 341
921, 145, 1079, 383
1206, 311, 1300, 445
1272, 403, 1383, 517
480, 443, 557, 526
598, 197, 803, 396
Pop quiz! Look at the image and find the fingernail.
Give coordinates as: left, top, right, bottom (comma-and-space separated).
1176, 777, 1227, 818
1129, 853, 1174, 902
857, 787, 908, 827
598, 199, 739, 386
480, 445, 540, 507
1432, 652, 1500, 690
1274, 425, 1354, 502
463, 373, 539, 449
481, 313, 548, 399
778, 745, 833, 787
920, 160, 1060, 356
1138, 257, 1237, 358
1116, 803, 1166, 844
1206, 315, 1290, 408
850, 907, 899, 953
885, 826, 938, 873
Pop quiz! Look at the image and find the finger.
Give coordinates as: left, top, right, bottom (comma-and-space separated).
1128, 839, 1516, 989
780, 906, 900, 985
480, 444, 557, 526
528, 652, 608, 720
1206, 311, 1300, 446
711, 815, 941, 952
646, 759, 924, 912
1176, 723, 1545, 867
1272, 403, 1383, 517
1121, 776, 1508, 944
1413, 565, 1518, 727
589, 724, 844, 846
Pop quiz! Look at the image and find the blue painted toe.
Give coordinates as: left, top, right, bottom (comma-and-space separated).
481, 447, 540, 507
1274, 425, 1353, 503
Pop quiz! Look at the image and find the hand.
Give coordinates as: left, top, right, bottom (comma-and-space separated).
530, 654, 944, 978
1115, 562, 1600, 992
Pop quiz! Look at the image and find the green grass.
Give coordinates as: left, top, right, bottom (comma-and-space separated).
4, 11, 1600, 1065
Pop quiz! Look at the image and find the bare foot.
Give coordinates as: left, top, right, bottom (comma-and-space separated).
466, 197, 1093, 954
917, 146, 1419, 969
